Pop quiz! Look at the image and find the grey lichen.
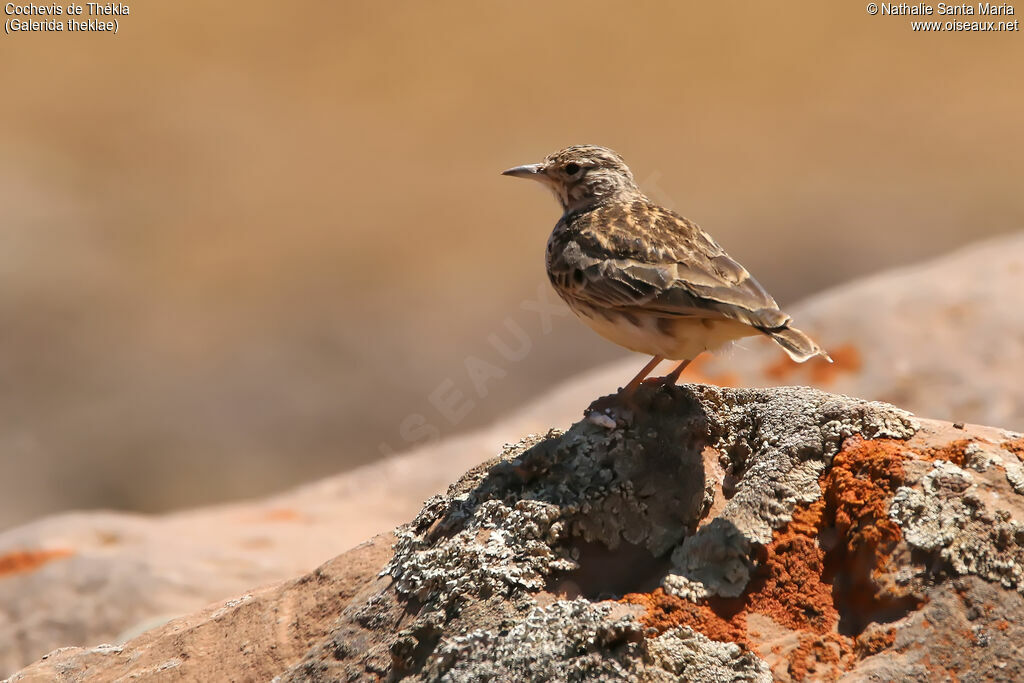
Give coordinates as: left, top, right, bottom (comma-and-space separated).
384, 387, 716, 610
1005, 461, 1024, 496
645, 626, 771, 683
423, 599, 769, 682
424, 600, 642, 681
956, 440, 1024, 496
890, 459, 1024, 591
387, 496, 577, 608
697, 386, 917, 545
666, 386, 917, 598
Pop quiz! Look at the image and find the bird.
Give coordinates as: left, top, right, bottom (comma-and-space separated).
501, 145, 830, 393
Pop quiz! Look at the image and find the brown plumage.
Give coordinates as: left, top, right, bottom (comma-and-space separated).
502, 145, 829, 389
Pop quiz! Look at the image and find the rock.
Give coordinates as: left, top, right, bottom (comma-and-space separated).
0, 404, 585, 677
3, 235, 1023, 676
6, 533, 394, 683
11, 384, 1024, 681
0, 492, 406, 677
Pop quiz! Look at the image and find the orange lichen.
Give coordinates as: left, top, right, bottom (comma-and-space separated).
918, 439, 976, 468
743, 502, 837, 634
763, 343, 861, 386
623, 436, 918, 681
622, 500, 839, 649
822, 437, 906, 568
788, 633, 846, 682
1002, 438, 1024, 461
621, 588, 747, 645
0, 548, 74, 577
854, 627, 896, 657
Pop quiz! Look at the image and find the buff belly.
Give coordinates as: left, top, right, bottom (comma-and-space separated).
570, 304, 758, 360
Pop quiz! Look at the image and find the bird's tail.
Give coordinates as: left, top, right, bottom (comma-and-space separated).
765, 325, 832, 364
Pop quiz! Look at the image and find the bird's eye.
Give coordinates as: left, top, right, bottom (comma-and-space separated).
564, 163, 581, 176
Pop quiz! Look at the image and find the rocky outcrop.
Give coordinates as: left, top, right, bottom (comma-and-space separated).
5, 531, 394, 683
3, 235, 1023, 677
11, 384, 1024, 681
0, 489, 402, 678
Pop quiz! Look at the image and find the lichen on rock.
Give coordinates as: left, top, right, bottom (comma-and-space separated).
664, 386, 916, 599
890, 458, 1024, 591
419, 599, 771, 682
645, 626, 771, 682
18, 381, 1024, 682
387, 494, 576, 608
342, 384, 921, 680
270, 387, 1021, 680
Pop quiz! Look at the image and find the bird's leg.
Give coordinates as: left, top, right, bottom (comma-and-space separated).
621, 356, 664, 395
664, 355, 698, 385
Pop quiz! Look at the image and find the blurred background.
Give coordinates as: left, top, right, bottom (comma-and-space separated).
1, 2, 1021, 530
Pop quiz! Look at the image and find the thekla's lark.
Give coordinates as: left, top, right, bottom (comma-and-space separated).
502, 145, 830, 392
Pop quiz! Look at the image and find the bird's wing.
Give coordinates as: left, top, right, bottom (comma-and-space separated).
551, 201, 790, 330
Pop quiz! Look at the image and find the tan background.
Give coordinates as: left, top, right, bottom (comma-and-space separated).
1, 2, 1021, 529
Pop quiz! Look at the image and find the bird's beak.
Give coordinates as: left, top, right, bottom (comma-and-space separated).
501, 163, 544, 179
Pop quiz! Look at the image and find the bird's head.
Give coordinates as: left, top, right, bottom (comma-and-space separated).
502, 145, 641, 213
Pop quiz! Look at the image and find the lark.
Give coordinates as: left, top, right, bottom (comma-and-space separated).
502, 145, 830, 392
